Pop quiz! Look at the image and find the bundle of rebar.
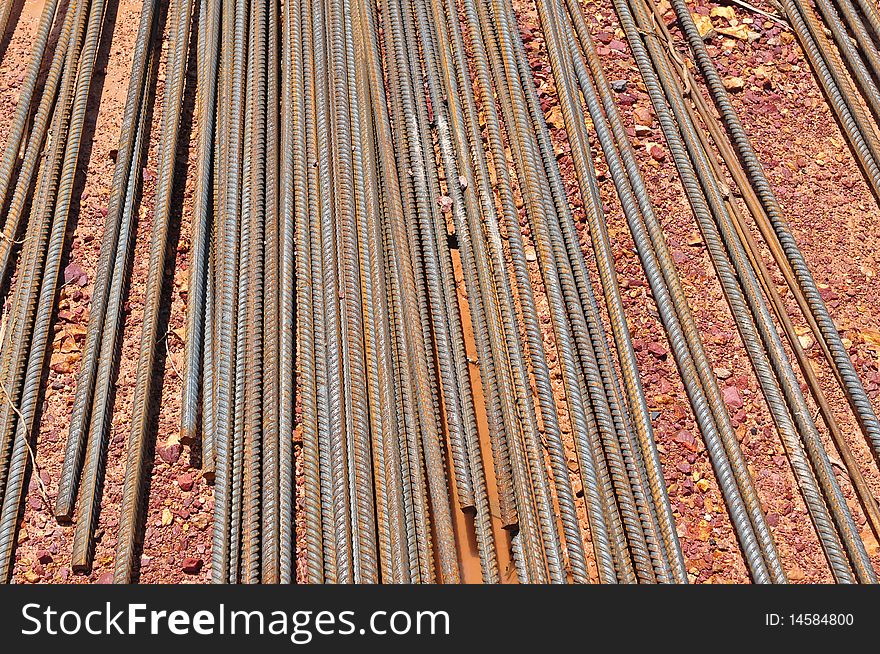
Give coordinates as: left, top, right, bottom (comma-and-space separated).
570, 0, 879, 583
189, 0, 691, 584
0, 0, 114, 580
0, 0, 878, 583
780, 0, 880, 198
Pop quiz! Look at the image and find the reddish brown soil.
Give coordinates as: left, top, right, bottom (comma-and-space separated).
3, 0, 879, 583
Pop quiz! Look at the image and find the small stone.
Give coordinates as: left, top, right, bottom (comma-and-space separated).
714, 367, 732, 380
861, 529, 879, 557
161, 508, 174, 526
177, 473, 194, 492
674, 431, 697, 450
192, 513, 209, 530
24, 570, 41, 583
610, 79, 628, 93
158, 443, 182, 464
97, 572, 114, 584
723, 76, 745, 92
722, 385, 743, 409
182, 558, 203, 574
35, 549, 52, 565
63, 262, 88, 287
693, 13, 715, 38
817, 286, 837, 302
50, 352, 81, 374
633, 107, 653, 127
710, 6, 735, 20
694, 519, 712, 541
645, 142, 666, 161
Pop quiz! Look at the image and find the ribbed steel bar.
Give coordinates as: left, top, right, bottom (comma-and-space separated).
552, 22, 684, 579
608, 0, 788, 583
658, 0, 880, 542
0, 22, 60, 507
849, 0, 880, 40
261, 0, 281, 585
71, 80, 149, 571
559, 0, 767, 583
647, 0, 878, 580
813, 0, 880, 123
241, 0, 266, 583
432, 0, 545, 582
113, 0, 195, 583
466, 0, 619, 581
0, 0, 62, 225
0, 0, 109, 580
181, 0, 222, 446
279, 0, 301, 586
229, 0, 254, 582
418, 0, 569, 582
0, 0, 83, 299
382, 0, 460, 583
490, 0, 649, 582
350, 0, 397, 581
57, 0, 161, 522
780, 0, 880, 198
534, 0, 670, 582
351, 0, 422, 582
298, 0, 325, 584
833, 0, 880, 104
211, 0, 246, 584
667, 0, 880, 469
483, 0, 633, 582
405, 0, 556, 581
404, 0, 478, 518
638, 0, 864, 582
0, 0, 90, 536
